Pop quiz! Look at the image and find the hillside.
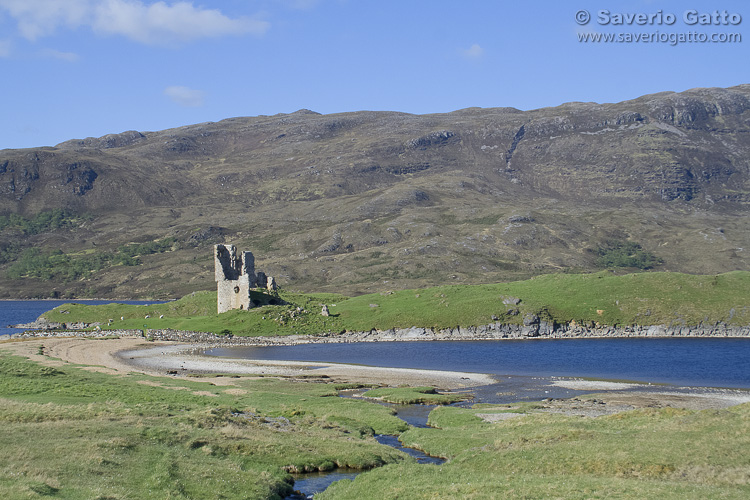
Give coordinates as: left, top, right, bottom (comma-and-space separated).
1, 85, 750, 298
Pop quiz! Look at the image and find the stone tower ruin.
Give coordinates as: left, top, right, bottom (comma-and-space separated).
215, 244, 255, 314
214, 244, 276, 313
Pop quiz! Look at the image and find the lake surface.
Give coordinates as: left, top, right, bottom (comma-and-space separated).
0, 300, 164, 337
205, 337, 750, 389
3, 300, 748, 389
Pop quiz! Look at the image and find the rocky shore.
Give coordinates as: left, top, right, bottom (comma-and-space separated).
9, 319, 94, 330
10, 320, 750, 345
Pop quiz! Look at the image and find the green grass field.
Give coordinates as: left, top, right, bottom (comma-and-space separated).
1, 344, 749, 499
41, 271, 750, 337
320, 403, 750, 499
0, 350, 409, 499
19, 270, 750, 498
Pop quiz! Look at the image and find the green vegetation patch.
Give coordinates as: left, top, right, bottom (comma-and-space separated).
0, 209, 92, 266
41, 271, 750, 335
323, 270, 750, 329
0, 209, 87, 236
0, 351, 409, 499
6, 238, 176, 281
319, 403, 750, 499
362, 386, 470, 405
596, 240, 663, 270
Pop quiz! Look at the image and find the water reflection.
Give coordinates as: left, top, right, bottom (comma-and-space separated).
374, 435, 445, 464
287, 470, 360, 499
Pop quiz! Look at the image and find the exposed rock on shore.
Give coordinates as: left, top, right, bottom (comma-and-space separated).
8, 318, 99, 330
11, 321, 750, 344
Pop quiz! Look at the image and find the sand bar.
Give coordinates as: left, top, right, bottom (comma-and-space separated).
3, 337, 750, 412
1, 337, 494, 390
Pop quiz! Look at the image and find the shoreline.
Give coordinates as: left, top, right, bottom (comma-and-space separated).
116, 342, 498, 389
5, 326, 750, 391
2, 336, 750, 414
8, 318, 750, 346
0, 332, 750, 409
0, 336, 496, 390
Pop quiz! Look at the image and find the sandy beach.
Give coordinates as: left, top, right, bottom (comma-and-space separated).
3, 336, 750, 415
1, 337, 495, 390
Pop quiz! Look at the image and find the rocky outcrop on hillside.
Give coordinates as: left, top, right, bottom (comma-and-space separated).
3, 84, 749, 213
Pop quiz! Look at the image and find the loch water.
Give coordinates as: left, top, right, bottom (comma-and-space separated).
204, 337, 750, 389
0, 300, 165, 337
5, 301, 747, 389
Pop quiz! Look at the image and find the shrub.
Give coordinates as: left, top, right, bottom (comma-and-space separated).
596, 240, 663, 270
0, 209, 87, 235
5, 238, 176, 281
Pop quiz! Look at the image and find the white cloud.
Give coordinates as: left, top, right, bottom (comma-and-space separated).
0, 0, 269, 45
462, 43, 484, 60
42, 49, 80, 62
0, 0, 91, 40
164, 85, 205, 107
93, 0, 269, 44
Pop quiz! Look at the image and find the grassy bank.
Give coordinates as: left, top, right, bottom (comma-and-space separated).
320, 403, 750, 499
362, 386, 470, 405
41, 271, 750, 337
2, 343, 749, 499
0, 348, 410, 499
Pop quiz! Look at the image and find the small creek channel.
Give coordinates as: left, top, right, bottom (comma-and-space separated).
285, 392, 445, 499
283, 378, 643, 498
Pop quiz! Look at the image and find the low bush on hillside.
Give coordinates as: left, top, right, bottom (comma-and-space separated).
596, 240, 663, 270
5, 238, 176, 281
0, 209, 88, 236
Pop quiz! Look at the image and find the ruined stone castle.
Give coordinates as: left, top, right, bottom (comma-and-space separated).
214, 244, 276, 313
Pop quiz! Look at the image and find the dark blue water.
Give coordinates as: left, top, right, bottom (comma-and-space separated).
0, 300, 165, 337
205, 338, 750, 389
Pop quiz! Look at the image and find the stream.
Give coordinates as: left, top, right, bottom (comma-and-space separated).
282, 376, 613, 498
285, 395, 445, 499
205, 337, 750, 498
283, 376, 685, 498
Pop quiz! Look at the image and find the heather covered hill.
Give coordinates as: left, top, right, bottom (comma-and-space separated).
1, 85, 749, 298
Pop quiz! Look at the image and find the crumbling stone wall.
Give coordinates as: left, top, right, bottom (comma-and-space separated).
214, 244, 278, 313
215, 244, 256, 313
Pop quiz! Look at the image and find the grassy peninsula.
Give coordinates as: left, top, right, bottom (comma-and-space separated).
41, 271, 750, 336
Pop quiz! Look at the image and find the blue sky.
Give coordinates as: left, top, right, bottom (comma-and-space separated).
1, 0, 748, 150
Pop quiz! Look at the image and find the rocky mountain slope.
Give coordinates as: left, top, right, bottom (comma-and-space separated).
1, 84, 749, 298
